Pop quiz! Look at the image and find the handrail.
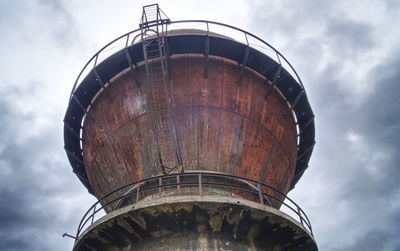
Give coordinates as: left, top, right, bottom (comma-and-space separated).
74, 172, 313, 240
69, 20, 305, 103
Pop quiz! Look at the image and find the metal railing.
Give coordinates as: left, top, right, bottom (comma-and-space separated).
69, 20, 304, 103
74, 172, 313, 240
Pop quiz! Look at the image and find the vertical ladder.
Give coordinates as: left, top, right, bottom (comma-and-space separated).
140, 5, 181, 174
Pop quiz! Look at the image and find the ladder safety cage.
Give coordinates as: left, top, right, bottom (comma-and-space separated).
140, 4, 171, 28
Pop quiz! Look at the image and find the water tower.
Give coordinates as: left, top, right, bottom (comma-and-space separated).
64, 4, 317, 250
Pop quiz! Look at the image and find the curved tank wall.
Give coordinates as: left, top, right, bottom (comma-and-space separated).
82, 54, 298, 206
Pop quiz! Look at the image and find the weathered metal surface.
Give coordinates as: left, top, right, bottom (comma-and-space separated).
82, 54, 297, 205
73, 196, 318, 251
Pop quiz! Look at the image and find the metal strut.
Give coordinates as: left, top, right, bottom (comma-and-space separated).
264, 64, 282, 101
140, 5, 181, 175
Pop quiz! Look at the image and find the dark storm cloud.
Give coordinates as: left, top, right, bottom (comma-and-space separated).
0, 2, 89, 250
0, 82, 86, 250
360, 55, 400, 149
330, 230, 393, 251
247, 1, 400, 250
322, 52, 400, 251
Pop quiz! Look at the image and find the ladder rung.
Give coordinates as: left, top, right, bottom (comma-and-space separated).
152, 92, 167, 96
147, 52, 160, 56
154, 107, 168, 111
161, 150, 176, 154
158, 118, 170, 122
146, 48, 159, 52
162, 153, 175, 156
152, 94, 167, 99
148, 67, 163, 72
154, 101, 168, 105
152, 98, 167, 103
147, 52, 160, 57
147, 54, 160, 58
151, 80, 165, 84
146, 45, 159, 50
146, 43, 159, 48
158, 142, 172, 147
151, 75, 163, 79
159, 137, 172, 141
151, 86, 166, 91
161, 145, 174, 149
154, 107, 169, 110
152, 85, 166, 89
159, 134, 171, 139
147, 55, 161, 60
152, 91, 167, 96
151, 79, 164, 84
160, 136, 172, 140
151, 86, 166, 90
160, 148, 173, 151
151, 77, 164, 81
150, 74, 163, 78
151, 77, 165, 81
159, 142, 173, 147
152, 93, 167, 97
153, 100, 168, 105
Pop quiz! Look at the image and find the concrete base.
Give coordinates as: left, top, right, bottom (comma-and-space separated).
74, 196, 318, 250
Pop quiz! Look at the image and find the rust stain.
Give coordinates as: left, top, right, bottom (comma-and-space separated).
83, 54, 298, 208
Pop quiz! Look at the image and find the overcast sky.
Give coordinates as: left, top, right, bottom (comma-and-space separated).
0, 0, 399, 250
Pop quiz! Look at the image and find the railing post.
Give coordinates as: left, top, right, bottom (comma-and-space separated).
125, 33, 130, 47
91, 204, 96, 224
297, 205, 304, 225
159, 177, 162, 193
276, 52, 281, 64
177, 174, 181, 195
199, 173, 202, 196
62, 233, 77, 240
257, 183, 263, 204
94, 54, 99, 68
136, 183, 140, 202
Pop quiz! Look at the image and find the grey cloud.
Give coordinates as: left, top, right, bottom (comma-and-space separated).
386, 0, 400, 9
323, 16, 375, 58
0, 1, 399, 251
0, 83, 85, 251
317, 53, 400, 249
329, 230, 393, 251
247, 1, 400, 250
0, 0, 78, 47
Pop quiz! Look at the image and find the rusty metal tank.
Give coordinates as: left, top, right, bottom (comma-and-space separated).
83, 53, 296, 200
64, 5, 317, 250
64, 19, 315, 211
